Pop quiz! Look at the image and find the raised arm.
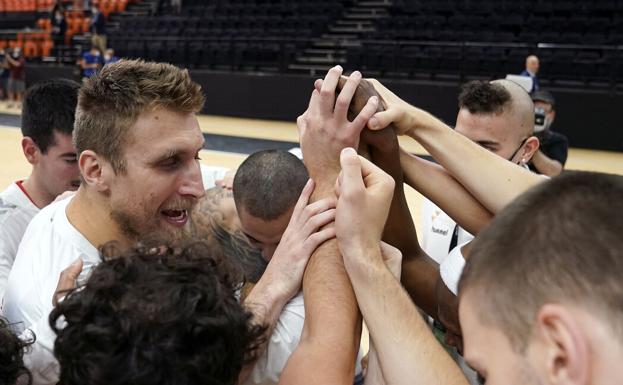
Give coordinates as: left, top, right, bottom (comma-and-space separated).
335, 149, 468, 385
399, 149, 493, 235
367, 79, 545, 214
279, 66, 379, 385
359, 127, 439, 317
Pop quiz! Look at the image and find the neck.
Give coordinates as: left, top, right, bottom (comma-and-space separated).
21, 173, 56, 209
66, 187, 133, 250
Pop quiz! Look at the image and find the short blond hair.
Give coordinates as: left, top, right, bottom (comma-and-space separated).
74, 59, 205, 172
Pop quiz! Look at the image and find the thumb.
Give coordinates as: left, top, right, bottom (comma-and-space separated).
367, 109, 399, 131
65, 257, 84, 281
339, 147, 365, 195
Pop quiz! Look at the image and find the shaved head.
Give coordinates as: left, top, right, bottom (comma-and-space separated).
490, 79, 535, 139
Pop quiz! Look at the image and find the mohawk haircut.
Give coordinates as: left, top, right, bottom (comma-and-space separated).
458, 80, 512, 115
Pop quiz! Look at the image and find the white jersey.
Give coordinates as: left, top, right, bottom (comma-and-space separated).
1, 167, 230, 384
420, 198, 474, 265
2, 196, 99, 384
200, 164, 229, 190
0, 181, 39, 302
244, 292, 363, 385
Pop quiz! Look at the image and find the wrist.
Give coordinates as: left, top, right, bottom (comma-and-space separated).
244, 275, 291, 329
340, 242, 385, 278
406, 106, 442, 140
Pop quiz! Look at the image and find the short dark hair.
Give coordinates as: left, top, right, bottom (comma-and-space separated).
459, 171, 623, 351
21, 78, 80, 153
50, 240, 266, 385
458, 80, 511, 115
0, 317, 34, 385
233, 150, 308, 220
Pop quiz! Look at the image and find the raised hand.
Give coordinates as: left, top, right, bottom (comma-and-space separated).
366, 78, 433, 136
334, 147, 395, 265
264, 178, 336, 299
297, 66, 379, 190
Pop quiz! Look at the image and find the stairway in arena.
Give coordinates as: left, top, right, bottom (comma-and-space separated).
288, 0, 392, 75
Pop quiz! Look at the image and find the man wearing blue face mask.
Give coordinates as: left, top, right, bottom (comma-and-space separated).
529, 89, 568, 177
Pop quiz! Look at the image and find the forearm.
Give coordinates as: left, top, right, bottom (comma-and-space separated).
364, 341, 386, 385
240, 272, 292, 383
531, 150, 563, 176
405, 108, 544, 213
280, 184, 361, 385
399, 148, 493, 235
349, 253, 467, 385
367, 136, 420, 256
279, 237, 361, 385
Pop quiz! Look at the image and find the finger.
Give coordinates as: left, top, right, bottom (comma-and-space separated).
319, 65, 343, 114
358, 154, 395, 192
301, 195, 337, 220
307, 88, 322, 116
303, 208, 336, 235
339, 147, 365, 196
367, 109, 400, 131
291, 179, 315, 218
304, 227, 336, 253
53, 258, 83, 306
314, 78, 323, 92
350, 95, 379, 136
334, 71, 362, 120
334, 172, 342, 198
366, 78, 393, 108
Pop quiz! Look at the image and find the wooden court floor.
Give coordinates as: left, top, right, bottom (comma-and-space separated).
1, 101, 622, 234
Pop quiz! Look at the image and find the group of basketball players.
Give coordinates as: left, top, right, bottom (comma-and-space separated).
0, 60, 620, 385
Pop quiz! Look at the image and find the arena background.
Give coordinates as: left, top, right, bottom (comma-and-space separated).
1, 0, 622, 229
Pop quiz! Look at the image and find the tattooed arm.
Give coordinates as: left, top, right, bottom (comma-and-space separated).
192, 187, 266, 283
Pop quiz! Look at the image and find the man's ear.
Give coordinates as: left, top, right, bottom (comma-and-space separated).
21, 137, 40, 165
534, 304, 589, 385
79, 150, 110, 192
520, 136, 540, 163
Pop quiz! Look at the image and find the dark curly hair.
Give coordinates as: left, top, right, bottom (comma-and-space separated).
458, 80, 511, 115
50, 240, 267, 385
0, 317, 33, 385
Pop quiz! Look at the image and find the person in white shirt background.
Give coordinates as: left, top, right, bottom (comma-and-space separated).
0, 78, 81, 302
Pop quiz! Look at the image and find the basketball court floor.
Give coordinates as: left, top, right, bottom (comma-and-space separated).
1, 101, 622, 235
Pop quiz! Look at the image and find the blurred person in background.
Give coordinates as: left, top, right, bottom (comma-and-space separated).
6, 47, 26, 109
530, 89, 568, 176
520, 55, 540, 93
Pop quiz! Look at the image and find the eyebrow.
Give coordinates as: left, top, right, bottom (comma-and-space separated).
154, 144, 202, 163
475, 140, 499, 148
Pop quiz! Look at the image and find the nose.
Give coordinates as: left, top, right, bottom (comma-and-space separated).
179, 160, 205, 199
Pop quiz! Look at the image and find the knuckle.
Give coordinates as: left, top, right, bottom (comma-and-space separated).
320, 88, 333, 98
335, 96, 350, 109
